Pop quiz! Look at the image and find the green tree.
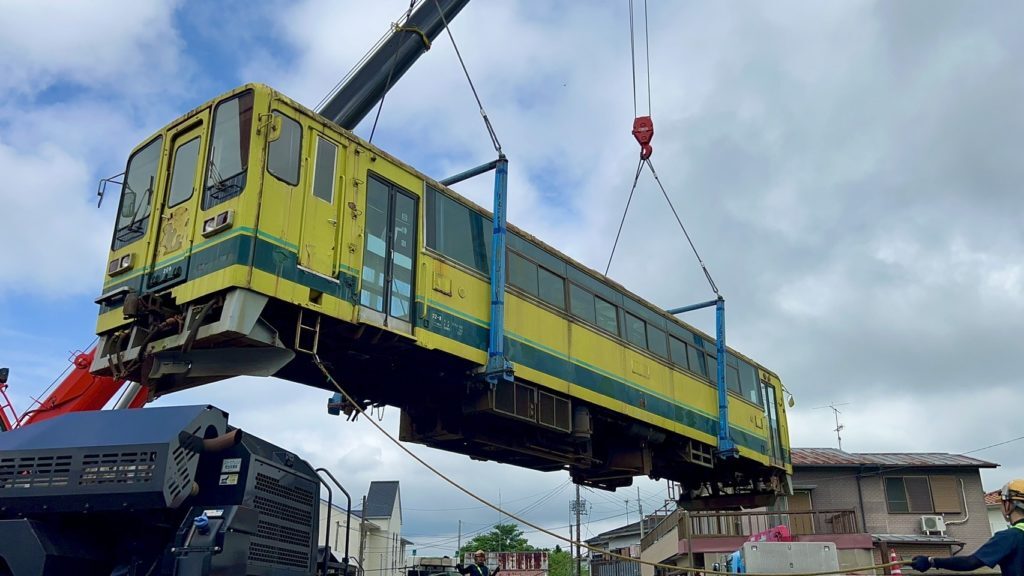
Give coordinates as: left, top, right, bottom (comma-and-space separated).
548, 547, 571, 576
458, 524, 535, 558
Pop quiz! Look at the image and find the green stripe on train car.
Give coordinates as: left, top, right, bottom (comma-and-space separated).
417, 301, 770, 457
103, 232, 772, 459
99, 233, 359, 313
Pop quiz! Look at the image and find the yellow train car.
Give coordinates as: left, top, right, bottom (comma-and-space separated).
92, 84, 791, 505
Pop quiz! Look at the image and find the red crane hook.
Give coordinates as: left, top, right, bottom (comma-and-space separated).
632, 116, 654, 160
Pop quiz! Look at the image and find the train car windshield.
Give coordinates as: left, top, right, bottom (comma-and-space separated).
112, 136, 163, 250
203, 90, 254, 208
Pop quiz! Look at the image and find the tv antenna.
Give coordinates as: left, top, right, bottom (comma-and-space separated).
813, 402, 850, 450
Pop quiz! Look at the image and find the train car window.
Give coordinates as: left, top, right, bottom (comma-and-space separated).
569, 283, 596, 325
726, 362, 741, 395
267, 112, 301, 185
669, 337, 688, 370
594, 296, 617, 334
168, 137, 200, 207
508, 251, 538, 297
566, 265, 622, 306
312, 136, 337, 203
687, 345, 707, 379
204, 90, 254, 209
361, 178, 390, 312
537, 267, 566, 309
425, 186, 490, 275
112, 136, 163, 250
509, 233, 566, 276
624, 312, 647, 348
705, 353, 717, 382
740, 362, 761, 404
647, 325, 668, 358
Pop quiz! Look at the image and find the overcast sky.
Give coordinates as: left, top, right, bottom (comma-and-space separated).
1, 0, 1022, 557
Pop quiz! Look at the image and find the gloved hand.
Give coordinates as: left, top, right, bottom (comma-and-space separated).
911, 556, 932, 572
456, 565, 464, 573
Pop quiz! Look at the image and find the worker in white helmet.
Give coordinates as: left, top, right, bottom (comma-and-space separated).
457, 551, 500, 576
911, 479, 1024, 576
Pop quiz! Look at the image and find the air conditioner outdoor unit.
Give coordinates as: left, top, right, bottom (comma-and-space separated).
921, 515, 946, 534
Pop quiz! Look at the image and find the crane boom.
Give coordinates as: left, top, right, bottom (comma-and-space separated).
319, 0, 471, 130
1, 348, 146, 430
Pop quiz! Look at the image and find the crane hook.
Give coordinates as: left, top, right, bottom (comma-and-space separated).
632, 116, 654, 160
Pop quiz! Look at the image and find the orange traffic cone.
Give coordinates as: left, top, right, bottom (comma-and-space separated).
890, 549, 903, 576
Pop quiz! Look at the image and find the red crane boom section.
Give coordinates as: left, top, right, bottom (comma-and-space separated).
0, 348, 146, 430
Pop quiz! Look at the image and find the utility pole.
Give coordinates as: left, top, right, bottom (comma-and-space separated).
637, 487, 645, 541
576, 485, 582, 576
359, 495, 368, 572
458, 520, 462, 556
570, 485, 588, 576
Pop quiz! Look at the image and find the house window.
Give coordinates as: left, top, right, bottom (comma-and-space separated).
885, 477, 934, 513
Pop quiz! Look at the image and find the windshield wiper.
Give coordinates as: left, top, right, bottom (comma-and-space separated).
116, 176, 154, 236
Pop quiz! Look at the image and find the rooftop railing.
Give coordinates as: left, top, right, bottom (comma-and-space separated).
641, 508, 860, 550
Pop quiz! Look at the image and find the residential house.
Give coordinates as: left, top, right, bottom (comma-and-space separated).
318, 503, 375, 573
638, 448, 996, 576
362, 481, 406, 576
985, 491, 1006, 535
318, 481, 405, 576
586, 516, 664, 576
791, 449, 996, 562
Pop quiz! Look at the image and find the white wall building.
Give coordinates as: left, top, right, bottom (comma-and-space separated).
317, 480, 405, 576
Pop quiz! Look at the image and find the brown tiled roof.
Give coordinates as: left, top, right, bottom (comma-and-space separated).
985, 491, 1002, 506
792, 448, 997, 468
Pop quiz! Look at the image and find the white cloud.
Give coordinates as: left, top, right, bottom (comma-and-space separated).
0, 1, 183, 97
0, 141, 109, 297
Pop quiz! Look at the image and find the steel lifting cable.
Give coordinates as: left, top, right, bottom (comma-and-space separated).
645, 158, 719, 295
628, 0, 653, 119
368, 1, 420, 143
311, 354, 910, 576
608, 2, 719, 297
433, 0, 503, 155
604, 159, 645, 276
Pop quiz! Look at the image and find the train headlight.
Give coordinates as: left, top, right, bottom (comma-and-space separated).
108, 253, 133, 276
201, 209, 234, 238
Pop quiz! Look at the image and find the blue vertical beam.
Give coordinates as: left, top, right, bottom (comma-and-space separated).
485, 155, 513, 381
715, 297, 738, 458
667, 296, 737, 459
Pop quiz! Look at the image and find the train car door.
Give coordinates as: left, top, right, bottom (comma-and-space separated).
148, 116, 207, 292
761, 373, 784, 468
359, 174, 417, 334
298, 131, 344, 279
